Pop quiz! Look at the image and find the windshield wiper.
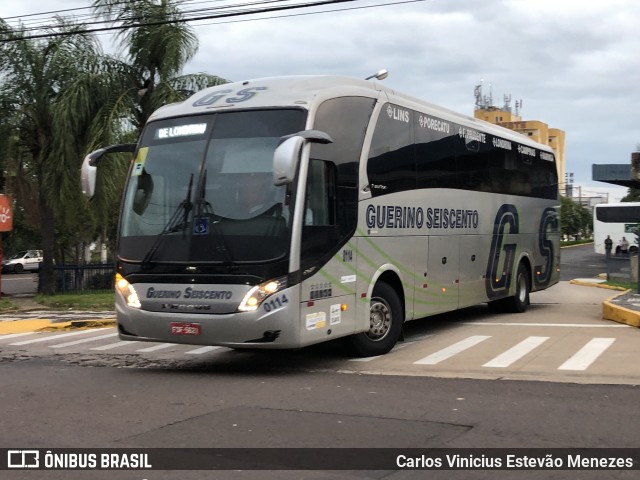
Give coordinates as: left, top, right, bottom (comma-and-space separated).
141, 173, 194, 265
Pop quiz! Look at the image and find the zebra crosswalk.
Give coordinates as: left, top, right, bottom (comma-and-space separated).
0, 326, 634, 376
0, 328, 228, 356
407, 334, 615, 371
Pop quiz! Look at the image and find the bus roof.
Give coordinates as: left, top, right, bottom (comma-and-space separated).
594, 202, 640, 208
150, 75, 554, 155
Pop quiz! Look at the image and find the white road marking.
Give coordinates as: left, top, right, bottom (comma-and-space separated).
414, 335, 491, 365
90, 341, 138, 351
9, 328, 112, 345
483, 336, 550, 368
0, 332, 37, 340
349, 342, 413, 362
136, 343, 177, 352
558, 338, 616, 371
50, 332, 119, 348
184, 346, 222, 355
461, 322, 629, 328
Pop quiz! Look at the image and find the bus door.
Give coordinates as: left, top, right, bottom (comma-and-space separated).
426, 235, 459, 314
459, 235, 490, 307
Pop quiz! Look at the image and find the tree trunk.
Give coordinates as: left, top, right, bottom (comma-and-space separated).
39, 197, 56, 295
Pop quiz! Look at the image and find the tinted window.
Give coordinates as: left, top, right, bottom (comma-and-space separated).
366, 103, 415, 196
303, 97, 375, 271
415, 114, 458, 189
455, 133, 527, 195
597, 206, 640, 223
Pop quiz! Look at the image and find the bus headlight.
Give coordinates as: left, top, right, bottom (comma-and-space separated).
238, 277, 287, 312
115, 273, 141, 309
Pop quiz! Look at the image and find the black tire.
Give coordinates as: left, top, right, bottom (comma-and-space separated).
501, 263, 530, 313
348, 282, 403, 357
13, 263, 24, 274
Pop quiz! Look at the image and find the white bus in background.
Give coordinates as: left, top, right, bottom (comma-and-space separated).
81, 75, 560, 357
593, 202, 640, 254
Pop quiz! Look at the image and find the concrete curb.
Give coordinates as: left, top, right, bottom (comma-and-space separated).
567, 280, 639, 328
38, 319, 117, 332
0, 317, 116, 335
602, 290, 640, 328
568, 279, 627, 291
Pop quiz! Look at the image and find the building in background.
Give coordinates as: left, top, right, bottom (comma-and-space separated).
473, 83, 567, 195
593, 151, 640, 199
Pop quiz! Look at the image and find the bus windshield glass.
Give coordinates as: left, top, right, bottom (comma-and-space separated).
119, 109, 307, 264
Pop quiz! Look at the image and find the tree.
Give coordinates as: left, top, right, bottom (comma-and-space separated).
620, 188, 640, 202
0, 19, 123, 293
1, 2, 228, 294
561, 196, 592, 240
92, 0, 228, 132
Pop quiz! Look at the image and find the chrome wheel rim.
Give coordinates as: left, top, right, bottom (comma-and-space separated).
368, 297, 392, 341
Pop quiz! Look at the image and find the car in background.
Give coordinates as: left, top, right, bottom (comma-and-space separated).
2, 250, 43, 273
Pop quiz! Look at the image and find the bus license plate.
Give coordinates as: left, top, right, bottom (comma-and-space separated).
170, 322, 201, 336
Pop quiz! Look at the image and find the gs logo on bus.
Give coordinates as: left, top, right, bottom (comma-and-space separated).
485, 204, 556, 300
485, 205, 519, 300
534, 208, 557, 288
192, 87, 267, 107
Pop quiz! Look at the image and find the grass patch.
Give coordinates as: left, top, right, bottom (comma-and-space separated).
34, 292, 115, 310
0, 298, 18, 311
604, 280, 637, 292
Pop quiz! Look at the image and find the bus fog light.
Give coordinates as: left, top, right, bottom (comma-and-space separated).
115, 273, 141, 309
238, 277, 287, 312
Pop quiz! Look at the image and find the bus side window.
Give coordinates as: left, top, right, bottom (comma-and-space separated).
305, 159, 336, 226
366, 103, 415, 196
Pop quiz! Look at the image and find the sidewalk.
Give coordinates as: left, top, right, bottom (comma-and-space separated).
3, 295, 51, 312
0, 294, 115, 334
569, 277, 640, 328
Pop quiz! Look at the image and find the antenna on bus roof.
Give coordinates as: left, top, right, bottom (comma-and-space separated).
365, 69, 389, 81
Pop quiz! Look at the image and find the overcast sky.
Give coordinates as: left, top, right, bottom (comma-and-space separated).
2, 0, 638, 201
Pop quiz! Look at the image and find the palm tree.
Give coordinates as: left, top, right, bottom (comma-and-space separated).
92, 0, 228, 132
0, 19, 121, 293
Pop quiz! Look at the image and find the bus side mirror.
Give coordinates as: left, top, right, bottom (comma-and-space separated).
273, 130, 333, 186
80, 143, 137, 198
81, 152, 99, 197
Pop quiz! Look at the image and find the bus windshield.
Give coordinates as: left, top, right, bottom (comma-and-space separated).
119, 109, 307, 264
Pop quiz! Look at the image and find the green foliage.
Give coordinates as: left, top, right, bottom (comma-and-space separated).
621, 188, 640, 202
1, 3, 228, 294
0, 18, 118, 293
34, 292, 115, 310
560, 196, 592, 239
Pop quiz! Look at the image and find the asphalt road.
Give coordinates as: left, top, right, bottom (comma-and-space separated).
0, 272, 38, 296
560, 243, 632, 281
1, 355, 639, 480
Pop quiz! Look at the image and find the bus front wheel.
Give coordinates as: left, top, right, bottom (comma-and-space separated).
348, 282, 403, 357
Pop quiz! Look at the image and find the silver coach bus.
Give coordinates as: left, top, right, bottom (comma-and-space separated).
82, 75, 560, 357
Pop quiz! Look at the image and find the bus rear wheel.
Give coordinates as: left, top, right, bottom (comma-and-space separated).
489, 263, 530, 313
348, 282, 403, 357
503, 263, 531, 313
